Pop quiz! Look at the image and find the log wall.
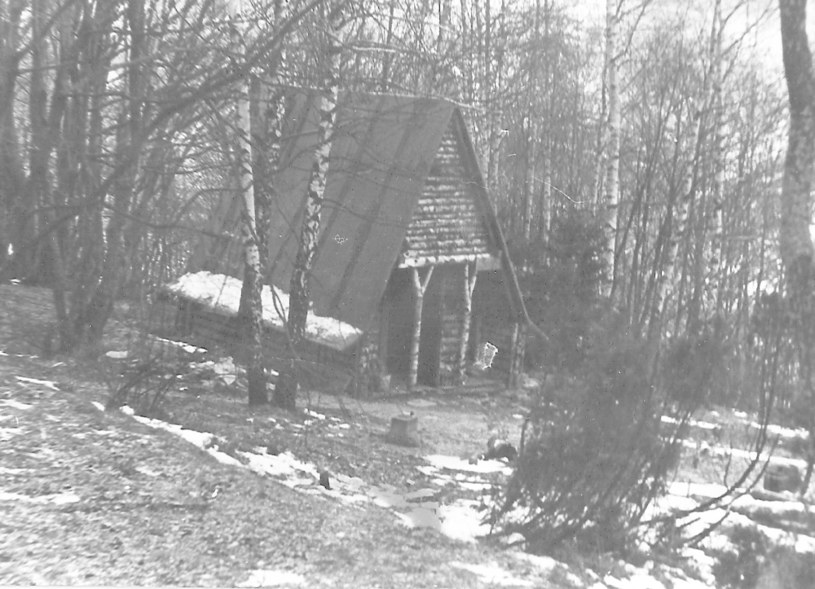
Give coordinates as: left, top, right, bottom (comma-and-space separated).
403, 129, 493, 262
175, 301, 356, 394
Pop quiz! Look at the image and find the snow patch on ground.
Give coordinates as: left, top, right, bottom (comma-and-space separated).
238, 448, 319, 481
661, 415, 721, 432
0, 491, 80, 505
0, 427, 23, 441
679, 439, 807, 470
164, 271, 362, 351
424, 454, 512, 475
124, 411, 243, 468
0, 398, 33, 410
15, 376, 59, 391
451, 561, 533, 587
756, 421, 809, 441
439, 501, 492, 542
237, 569, 305, 587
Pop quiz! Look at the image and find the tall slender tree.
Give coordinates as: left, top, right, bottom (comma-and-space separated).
603, 0, 621, 297
274, 2, 345, 410
228, 0, 267, 405
779, 0, 815, 490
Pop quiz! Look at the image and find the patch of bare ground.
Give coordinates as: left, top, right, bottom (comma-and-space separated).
0, 284, 552, 588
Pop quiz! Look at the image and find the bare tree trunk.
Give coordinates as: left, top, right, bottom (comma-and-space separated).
540, 0, 553, 240
686, 0, 722, 336
409, 266, 434, 389
274, 4, 344, 410
380, 2, 395, 92
433, 0, 456, 93
508, 322, 525, 388
82, 0, 146, 344
602, 0, 621, 297
522, 0, 541, 243
779, 0, 815, 494
710, 0, 725, 319
457, 262, 478, 383
28, 0, 76, 346
0, 0, 26, 279
653, 7, 720, 336
238, 79, 267, 406
228, 0, 267, 406
523, 114, 537, 242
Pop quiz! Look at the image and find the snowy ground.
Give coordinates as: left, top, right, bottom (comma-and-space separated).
87, 382, 815, 589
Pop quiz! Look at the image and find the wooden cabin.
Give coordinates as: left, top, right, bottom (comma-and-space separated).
181, 90, 530, 394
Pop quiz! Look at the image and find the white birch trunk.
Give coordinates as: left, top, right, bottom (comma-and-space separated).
524, 116, 537, 242
457, 261, 478, 383
228, 0, 266, 405
603, 0, 620, 296
274, 4, 344, 409
409, 266, 434, 389
710, 0, 726, 317
541, 0, 553, 240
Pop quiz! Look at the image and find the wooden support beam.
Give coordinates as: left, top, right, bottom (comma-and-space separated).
458, 261, 478, 383
507, 322, 526, 388
408, 266, 434, 389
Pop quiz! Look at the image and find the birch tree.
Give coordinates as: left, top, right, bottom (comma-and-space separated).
274, 3, 346, 410
602, 0, 621, 297
228, 0, 267, 406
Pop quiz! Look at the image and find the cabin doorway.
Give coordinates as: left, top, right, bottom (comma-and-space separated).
382, 267, 441, 387
417, 270, 441, 386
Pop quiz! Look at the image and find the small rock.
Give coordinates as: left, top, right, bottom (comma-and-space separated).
482, 436, 518, 461
319, 471, 331, 490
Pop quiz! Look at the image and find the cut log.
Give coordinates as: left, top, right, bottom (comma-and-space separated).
388, 413, 419, 447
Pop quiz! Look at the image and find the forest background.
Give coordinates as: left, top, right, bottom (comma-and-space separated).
1, 0, 813, 415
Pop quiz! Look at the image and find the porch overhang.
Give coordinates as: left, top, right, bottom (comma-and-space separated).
396, 252, 501, 271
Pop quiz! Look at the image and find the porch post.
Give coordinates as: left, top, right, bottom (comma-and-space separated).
507, 322, 526, 388
409, 266, 434, 389
457, 261, 478, 383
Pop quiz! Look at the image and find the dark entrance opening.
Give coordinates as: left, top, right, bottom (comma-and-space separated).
382, 269, 412, 379
382, 267, 442, 386
417, 269, 441, 386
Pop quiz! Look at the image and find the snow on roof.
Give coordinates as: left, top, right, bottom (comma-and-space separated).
164, 271, 362, 351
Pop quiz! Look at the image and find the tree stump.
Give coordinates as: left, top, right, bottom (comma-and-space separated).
387, 413, 419, 447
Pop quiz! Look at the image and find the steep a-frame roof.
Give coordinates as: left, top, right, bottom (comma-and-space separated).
258, 90, 527, 331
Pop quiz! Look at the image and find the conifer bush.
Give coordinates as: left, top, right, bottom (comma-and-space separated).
492, 312, 680, 554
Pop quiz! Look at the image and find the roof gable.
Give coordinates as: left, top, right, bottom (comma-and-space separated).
399, 123, 497, 266
265, 91, 460, 328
